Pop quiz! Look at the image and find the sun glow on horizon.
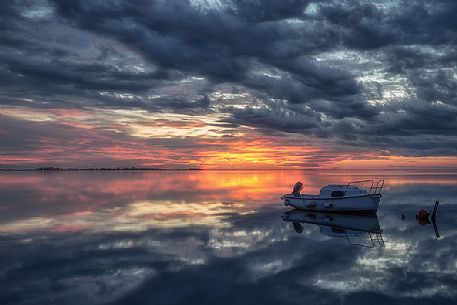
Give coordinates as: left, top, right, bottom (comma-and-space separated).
2, 105, 457, 170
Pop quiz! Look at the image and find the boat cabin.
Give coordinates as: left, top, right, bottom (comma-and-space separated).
319, 185, 368, 198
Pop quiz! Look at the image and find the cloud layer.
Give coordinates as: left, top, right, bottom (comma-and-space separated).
1, 0, 457, 167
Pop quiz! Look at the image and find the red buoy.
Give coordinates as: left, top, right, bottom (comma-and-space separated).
416, 209, 430, 225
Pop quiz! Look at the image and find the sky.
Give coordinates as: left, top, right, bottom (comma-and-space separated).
1, 0, 457, 169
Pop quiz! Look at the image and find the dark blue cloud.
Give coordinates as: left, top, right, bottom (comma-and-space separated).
1, 0, 457, 156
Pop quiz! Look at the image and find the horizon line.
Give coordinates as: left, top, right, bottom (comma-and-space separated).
2, 167, 457, 172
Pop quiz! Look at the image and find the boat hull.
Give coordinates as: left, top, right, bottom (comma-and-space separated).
282, 194, 380, 214
281, 209, 382, 234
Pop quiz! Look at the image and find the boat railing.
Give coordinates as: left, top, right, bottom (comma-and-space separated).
372, 233, 385, 247
347, 179, 384, 196
369, 179, 384, 196
346, 232, 385, 248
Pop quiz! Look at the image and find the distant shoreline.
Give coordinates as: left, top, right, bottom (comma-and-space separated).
2, 167, 457, 172
0, 167, 201, 172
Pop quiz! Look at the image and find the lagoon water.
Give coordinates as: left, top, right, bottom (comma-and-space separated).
1, 170, 457, 305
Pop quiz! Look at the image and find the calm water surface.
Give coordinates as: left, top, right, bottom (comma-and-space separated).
1, 170, 456, 305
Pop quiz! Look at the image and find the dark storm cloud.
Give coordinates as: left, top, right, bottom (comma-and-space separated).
243, 57, 377, 119
29, 0, 369, 118
224, 100, 322, 133
1, 56, 161, 92
0, 1, 373, 117
318, 1, 397, 50
319, 0, 457, 48
412, 70, 457, 107
392, 0, 457, 45
0, 1, 206, 115
1, 0, 457, 156
229, 0, 310, 22
219, 0, 457, 154
145, 95, 212, 114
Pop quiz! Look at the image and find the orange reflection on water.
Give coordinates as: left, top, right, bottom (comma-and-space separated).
1, 170, 456, 234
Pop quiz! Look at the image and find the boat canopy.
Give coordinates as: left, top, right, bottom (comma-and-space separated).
319, 184, 368, 198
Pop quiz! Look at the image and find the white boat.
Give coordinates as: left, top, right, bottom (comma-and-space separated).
281, 209, 384, 247
281, 179, 384, 214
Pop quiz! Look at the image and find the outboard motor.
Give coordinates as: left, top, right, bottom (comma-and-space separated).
292, 181, 303, 195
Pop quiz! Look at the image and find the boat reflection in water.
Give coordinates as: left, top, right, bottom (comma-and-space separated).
282, 209, 385, 248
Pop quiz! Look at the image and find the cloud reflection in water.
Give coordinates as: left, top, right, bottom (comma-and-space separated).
0, 170, 457, 305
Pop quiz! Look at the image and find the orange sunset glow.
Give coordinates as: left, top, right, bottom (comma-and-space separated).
3, 105, 457, 170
